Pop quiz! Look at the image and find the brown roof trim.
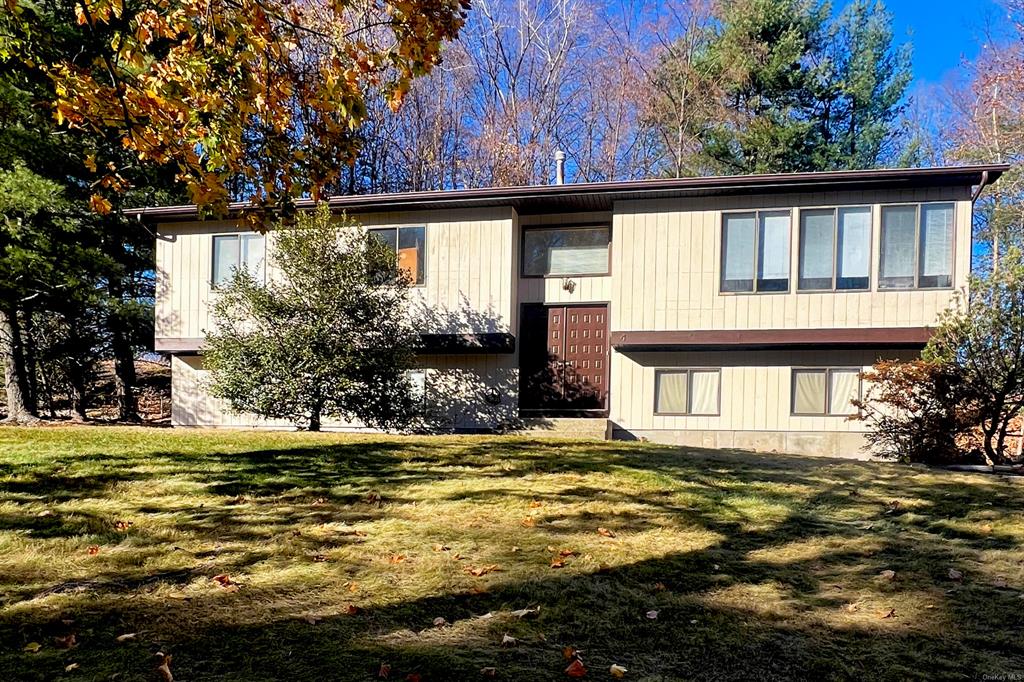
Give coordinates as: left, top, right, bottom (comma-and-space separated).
127, 164, 1009, 221
610, 327, 932, 351
156, 333, 515, 355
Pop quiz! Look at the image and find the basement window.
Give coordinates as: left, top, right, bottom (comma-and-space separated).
791, 368, 861, 416
654, 369, 721, 416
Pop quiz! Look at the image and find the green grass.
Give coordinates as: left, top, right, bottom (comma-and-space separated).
2, 427, 1023, 681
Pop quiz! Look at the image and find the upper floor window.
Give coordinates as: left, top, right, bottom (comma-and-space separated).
880, 203, 954, 289
791, 367, 861, 416
798, 206, 872, 291
369, 226, 426, 285
721, 210, 790, 293
522, 226, 610, 277
212, 233, 265, 286
654, 368, 721, 415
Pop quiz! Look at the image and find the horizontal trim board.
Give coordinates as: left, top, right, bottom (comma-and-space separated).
129, 165, 1007, 221
610, 327, 932, 350
157, 333, 516, 355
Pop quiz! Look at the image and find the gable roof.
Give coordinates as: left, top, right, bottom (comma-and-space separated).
127, 164, 1010, 221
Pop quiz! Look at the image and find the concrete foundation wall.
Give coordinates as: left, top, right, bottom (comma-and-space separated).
611, 427, 871, 459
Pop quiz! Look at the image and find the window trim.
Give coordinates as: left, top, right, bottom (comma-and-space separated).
653, 367, 722, 416
796, 205, 874, 292
790, 367, 863, 417
879, 202, 956, 291
210, 231, 266, 287
366, 224, 428, 287
520, 222, 612, 279
719, 209, 793, 295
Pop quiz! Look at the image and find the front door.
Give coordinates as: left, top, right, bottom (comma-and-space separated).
520, 304, 609, 415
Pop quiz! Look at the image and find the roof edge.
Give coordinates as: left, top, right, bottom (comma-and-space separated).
126, 164, 1011, 221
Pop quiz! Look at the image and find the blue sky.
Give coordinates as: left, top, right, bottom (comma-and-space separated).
871, 0, 1003, 87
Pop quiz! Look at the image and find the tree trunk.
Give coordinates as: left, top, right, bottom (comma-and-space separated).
20, 308, 39, 414
68, 369, 88, 423
0, 307, 37, 424
108, 312, 139, 422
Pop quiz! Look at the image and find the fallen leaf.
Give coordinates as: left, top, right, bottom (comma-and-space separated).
550, 558, 565, 569
406, 674, 421, 682
291, 530, 302, 537
345, 604, 362, 615
339, 529, 367, 537
54, 633, 77, 649
433, 544, 450, 552
87, 545, 100, 555
116, 633, 137, 642
948, 568, 964, 582
882, 608, 897, 619
38, 510, 55, 517
304, 615, 321, 625
433, 617, 449, 628
156, 652, 173, 682
347, 582, 359, 593
645, 610, 659, 620
884, 500, 901, 515
610, 663, 628, 678
388, 554, 407, 564
313, 496, 328, 505
842, 602, 860, 613
501, 633, 517, 647
878, 570, 896, 581
511, 607, 538, 619
562, 646, 577, 661
23, 641, 42, 653
995, 576, 1009, 588
653, 582, 667, 592
366, 491, 382, 505
521, 517, 536, 528
980, 523, 993, 533
113, 520, 133, 531
480, 667, 497, 677
529, 500, 543, 508
565, 659, 587, 677
378, 663, 391, 678
65, 663, 80, 672
212, 574, 233, 587
597, 527, 616, 538
312, 554, 328, 562
466, 564, 501, 577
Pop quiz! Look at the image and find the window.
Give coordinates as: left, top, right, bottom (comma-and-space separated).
522, 226, 610, 277
369, 226, 426, 285
654, 369, 721, 415
212, 233, 265, 286
407, 369, 427, 410
721, 210, 790, 293
880, 203, 954, 289
798, 206, 872, 291
791, 368, 861, 416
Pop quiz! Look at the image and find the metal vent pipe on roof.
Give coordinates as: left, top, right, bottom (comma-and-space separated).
554, 150, 566, 185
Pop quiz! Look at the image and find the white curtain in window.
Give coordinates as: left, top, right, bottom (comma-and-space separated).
920, 204, 953, 278
793, 370, 826, 414
656, 372, 688, 413
829, 370, 860, 415
213, 235, 240, 285
690, 371, 720, 415
723, 214, 756, 281
881, 206, 917, 279
240, 233, 266, 280
758, 212, 790, 280
548, 244, 608, 275
837, 207, 871, 280
800, 210, 834, 282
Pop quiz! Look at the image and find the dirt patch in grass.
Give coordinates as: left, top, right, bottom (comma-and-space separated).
1, 427, 1023, 680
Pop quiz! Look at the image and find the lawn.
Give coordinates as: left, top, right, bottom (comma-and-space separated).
1, 428, 1023, 681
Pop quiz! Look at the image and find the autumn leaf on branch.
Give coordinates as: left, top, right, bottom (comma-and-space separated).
3, 0, 470, 222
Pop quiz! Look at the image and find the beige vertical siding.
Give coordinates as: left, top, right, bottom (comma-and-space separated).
155, 207, 516, 341
609, 347, 919, 434
611, 189, 972, 332
171, 353, 516, 430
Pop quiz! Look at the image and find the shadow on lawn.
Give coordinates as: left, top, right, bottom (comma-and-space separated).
3, 438, 1024, 680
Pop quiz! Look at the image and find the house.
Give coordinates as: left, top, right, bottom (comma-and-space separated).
133, 164, 1008, 456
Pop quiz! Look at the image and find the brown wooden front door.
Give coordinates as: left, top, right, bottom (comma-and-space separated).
520, 304, 609, 414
